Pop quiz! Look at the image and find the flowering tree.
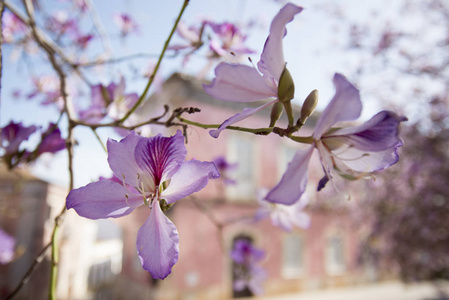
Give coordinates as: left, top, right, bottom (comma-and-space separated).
329, 0, 449, 282
0, 1, 407, 299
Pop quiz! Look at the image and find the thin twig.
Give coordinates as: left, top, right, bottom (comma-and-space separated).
5, 243, 52, 300
91, 128, 107, 152
119, 0, 190, 123
21, 0, 74, 298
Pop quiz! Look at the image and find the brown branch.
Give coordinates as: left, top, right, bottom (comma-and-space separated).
5, 243, 51, 300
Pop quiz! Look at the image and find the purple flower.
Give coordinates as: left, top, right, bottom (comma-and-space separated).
36, 123, 66, 155
206, 21, 254, 58
255, 189, 310, 232
266, 73, 407, 205
0, 228, 15, 264
203, 4, 303, 138
231, 239, 267, 295
0, 121, 37, 156
27, 75, 62, 106
2, 11, 27, 43
169, 20, 204, 52
66, 131, 219, 279
114, 13, 139, 37
45, 10, 77, 36
213, 155, 238, 185
79, 77, 138, 124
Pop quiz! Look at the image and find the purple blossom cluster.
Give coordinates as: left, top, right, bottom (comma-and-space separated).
231, 239, 267, 296
1, 0, 411, 293
204, 3, 407, 206
0, 228, 16, 265
170, 18, 254, 66
0, 121, 65, 168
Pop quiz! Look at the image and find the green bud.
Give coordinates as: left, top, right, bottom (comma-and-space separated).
298, 89, 319, 125
278, 66, 295, 103
269, 102, 284, 127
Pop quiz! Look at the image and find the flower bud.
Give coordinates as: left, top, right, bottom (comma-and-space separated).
278, 66, 295, 103
298, 89, 318, 125
269, 102, 284, 127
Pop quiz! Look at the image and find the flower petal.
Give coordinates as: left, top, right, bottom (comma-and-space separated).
331, 142, 403, 173
203, 62, 277, 102
161, 160, 220, 204
66, 179, 143, 219
107, 131, 143, 187
313, 73, 362, 139
265, 145, 314, 205
324, 110, 407, 152
257, 3, 303, 81
210, 100, 277, 138
134, 130, 186, 187
0, 228, 15, 264
136, 202, 179, 279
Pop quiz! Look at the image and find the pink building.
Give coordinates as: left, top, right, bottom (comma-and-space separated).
115, 73, 378, 300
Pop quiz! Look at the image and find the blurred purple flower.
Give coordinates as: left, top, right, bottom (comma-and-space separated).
0, 228, 15, 264
213, 155, 238, 185
79, 77, 138, 125
66, 130, 219, 279
0, 121, 37, 156
74, 33, 95, 49
36, 123, 66, 155
2, 11, 27, 43
169, 20, 204, 52
266, 73, 407, 205
255, 189, 310, 232
45, 10, 78, 35
114, 13, 139, 37
231, 239, 267, 295
203, 4, 303, 138
206, 21, 254, 58
27, 75, 62, 106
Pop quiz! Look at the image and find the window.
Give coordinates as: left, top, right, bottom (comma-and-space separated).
325, 235, 346, 275
226, 134, 256, 201
282, 233, 305, 278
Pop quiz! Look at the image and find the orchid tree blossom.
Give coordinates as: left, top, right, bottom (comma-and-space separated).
255, 189, 310, 232
231, 239, 267, 296
35, 123, 66, 156
2, 11, 27, 44
0, 229, 16, 264
169, 20, 205, 53
66, 131, 219, 279
79, 77, 138, 124
113, 13, 139, 37
213, 155, 238, 185
0, 121, 37, 156
203, 3, 303, 138
27, 75, 62, 107
206, 21, 254, 60
266, 73, 407, 205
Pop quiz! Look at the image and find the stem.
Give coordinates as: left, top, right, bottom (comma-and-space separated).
5, 243, 51, 300
48, 217, 61, 300
119, 0, 190, 123
178, 117, 273, 135
91, 128, 107, 152
282, 101, 295, 126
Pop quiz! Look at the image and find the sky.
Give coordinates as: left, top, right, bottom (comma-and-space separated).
1, 0, 401, 187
